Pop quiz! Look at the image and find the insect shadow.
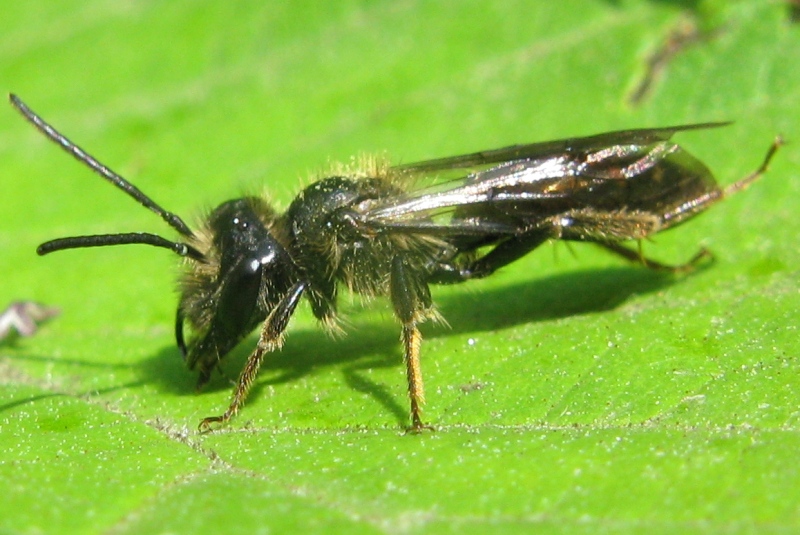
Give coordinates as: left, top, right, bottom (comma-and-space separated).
140, 261, 687, 424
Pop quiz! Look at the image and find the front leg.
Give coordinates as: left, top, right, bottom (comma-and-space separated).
390, 255, 436, 431
199, 281, 307, 432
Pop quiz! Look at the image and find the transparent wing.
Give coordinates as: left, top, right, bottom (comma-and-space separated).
362, 124, 725, 237
393, 123, 728, 174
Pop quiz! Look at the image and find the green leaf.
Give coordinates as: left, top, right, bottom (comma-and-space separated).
1, 1, 798, 533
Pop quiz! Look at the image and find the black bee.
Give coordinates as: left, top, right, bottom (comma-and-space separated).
10, 94, 780, 431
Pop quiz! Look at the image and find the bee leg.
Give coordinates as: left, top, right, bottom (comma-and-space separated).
306, 277, 342, 334
660, 135, 783, 228
198, 281, 306, 433
596, 241, 712, 274
390, 255, 435, 431
175, 308, 188, 359
429, 228, 553, 284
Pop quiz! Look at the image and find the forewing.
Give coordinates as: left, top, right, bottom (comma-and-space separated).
393, 123, 729, 174
363, 124, 724, 236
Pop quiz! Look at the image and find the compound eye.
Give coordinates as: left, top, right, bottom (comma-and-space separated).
247, 249, 277, 273
259, 249, 276, 266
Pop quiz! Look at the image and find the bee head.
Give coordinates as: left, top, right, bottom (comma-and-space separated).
11, 94, 299, 386
177, 197, 298, 384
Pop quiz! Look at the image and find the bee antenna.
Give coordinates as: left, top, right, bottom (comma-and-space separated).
9, 93, 195, 238
37, 233, 205, 261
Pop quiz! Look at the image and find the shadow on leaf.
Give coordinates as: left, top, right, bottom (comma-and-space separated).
138, 264, 692, 423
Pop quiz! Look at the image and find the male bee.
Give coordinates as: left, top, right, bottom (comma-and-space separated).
10, 94, 780, 431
